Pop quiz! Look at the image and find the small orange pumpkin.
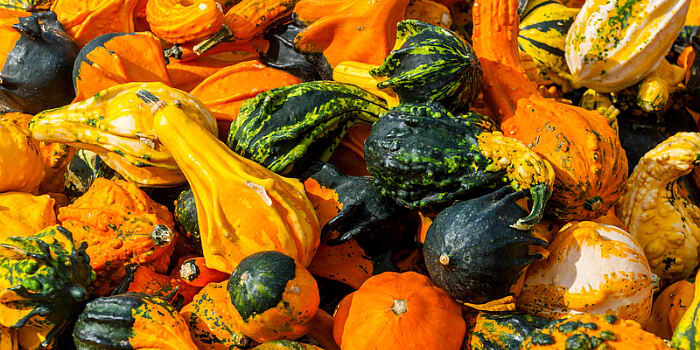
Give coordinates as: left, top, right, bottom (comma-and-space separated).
333, 271, 465, 350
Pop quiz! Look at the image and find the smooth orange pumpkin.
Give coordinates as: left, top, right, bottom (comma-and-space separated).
333, 271, 465, 350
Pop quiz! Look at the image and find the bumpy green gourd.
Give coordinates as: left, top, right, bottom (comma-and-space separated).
370, 20, 482, 114
227, 81, 388, 176
0, 225, 95, 348
364, 101, 555, 229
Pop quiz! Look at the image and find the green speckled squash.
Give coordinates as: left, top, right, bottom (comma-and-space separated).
227, 251, 320, 343
463, 310, 551, 350
180, 281, 252, 350
73, 292, 199, 350
369, 19, 483, 113
522, 313, 672, 349
423, 186, 550, 305
364, 101, 554, 229
226, 81, 388, 177
174, 187, 200, 250
0, 225, 95, 349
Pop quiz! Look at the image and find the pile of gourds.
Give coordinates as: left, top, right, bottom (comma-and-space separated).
0, 0, 700, 348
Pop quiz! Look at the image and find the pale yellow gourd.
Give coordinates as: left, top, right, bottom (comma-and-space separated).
29, 82, 218, 187
615, 132, 700, 287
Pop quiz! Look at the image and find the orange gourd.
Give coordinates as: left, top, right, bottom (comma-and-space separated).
57, 178, 178, 296
189, 60, 302, 121
471, 0, 628, 221
333, 271, 465, 350
146, 0, 224, 44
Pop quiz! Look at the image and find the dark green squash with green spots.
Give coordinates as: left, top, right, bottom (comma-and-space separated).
174, 187, 201, 251
423, 186, 549, 305
227, 251, 320, 343
369, 20, 482, 114
363, 101, 555, 229
226, 81, 388, 177
0, 225, 95, 348
72, 292, 200, 349
0, 11, 78, 114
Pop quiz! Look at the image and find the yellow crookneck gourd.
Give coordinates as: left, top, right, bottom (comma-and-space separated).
28, 82, 218, 187
615, 132, 700, 287
140, 90, 320, 274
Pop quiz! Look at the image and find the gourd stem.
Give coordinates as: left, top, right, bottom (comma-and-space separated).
512, 183, 552, 230
194, 24, 233, 55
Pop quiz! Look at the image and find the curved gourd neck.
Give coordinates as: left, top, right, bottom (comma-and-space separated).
472, 0, 539, 123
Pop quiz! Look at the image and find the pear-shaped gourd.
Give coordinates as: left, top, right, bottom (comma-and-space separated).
142, 90, 320, 274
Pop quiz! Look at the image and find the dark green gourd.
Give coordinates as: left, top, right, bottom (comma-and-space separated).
227, 81, 388, 177
369, 20, 482, 114
0, 11, 79, 114
363, 101, 554, 229
301, 161, 408, 245
174, 187, 200, 251
687, 36, 700, 113
0, 225, 95, 348
423, 186, 549, 305
72, 292, 196, 349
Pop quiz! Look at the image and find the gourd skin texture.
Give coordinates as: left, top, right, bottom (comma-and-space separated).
333, 271, 465, 350
463, 311, 551, 350
189, 60, 302, 122
0, 11, 79, 115
516, 221, 654, 326
50, 0, 140, 47
615, 132, 700, 286
369, 19, 483, 114
517, 0, 578, 91
149, 94, 320, 274
364, 102, 554, 229
646, 279, 695, 339
565, 0, 690, 92
146, 0, 224, 44
29, 82, 218, 187
73, 292, 199, 350
72, 32, 172, 103
472, 0, 628, 222
0, 120, 44, 194
0, 192, 55, 239
180, 281, 252, 350
227, 251, 320, 343
227, 81, 387, 177
252, 340, 323, 350
0, 225, 95, 349
672, 270, 700, 349
57, 178, 177, 296
423, 186, 550, 305
521, 313, 673, 349
292, 0, 411, 77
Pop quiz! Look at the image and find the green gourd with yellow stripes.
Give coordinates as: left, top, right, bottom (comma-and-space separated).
226, 81, 388, 177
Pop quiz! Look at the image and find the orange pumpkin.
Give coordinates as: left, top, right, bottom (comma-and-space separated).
333, 271, 465, 350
